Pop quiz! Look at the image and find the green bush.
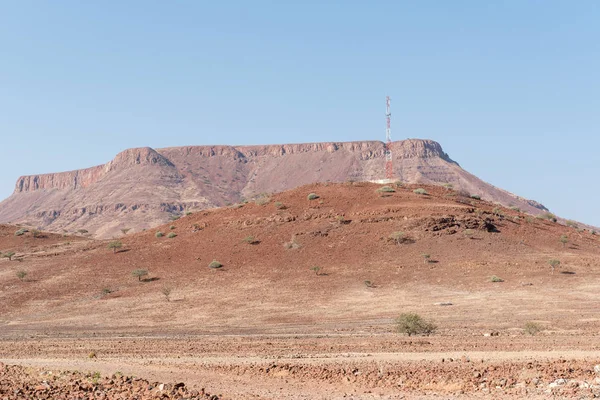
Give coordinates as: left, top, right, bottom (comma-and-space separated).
413, 188, 428, 195
310, 266, 322, 276
470, 194, 481, 200
490, 275, 504, 283
559, 235, 568, 247
539, 212, 557, 222
167, 232, 177, 238
132, 269, 148, 281
209, 260, 223, 269
395, 313, 437, 336
377, 186, 396, 193
169, 225, 176, 230
307, 193, 319, 201
16, 270, 27, 281
548, 259, 561, 273
108, 241, 123, 254
3, 251, 16, 261
155, 231, 164, 238
14, 229, 27, 236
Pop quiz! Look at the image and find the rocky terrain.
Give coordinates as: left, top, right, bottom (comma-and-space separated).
0, 139, 548, 238
1, 181, 599, 398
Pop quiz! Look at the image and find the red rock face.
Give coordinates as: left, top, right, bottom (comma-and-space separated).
0, 139, 547, 238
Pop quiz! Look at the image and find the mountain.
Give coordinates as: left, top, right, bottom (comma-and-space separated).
0, 139, 548, 238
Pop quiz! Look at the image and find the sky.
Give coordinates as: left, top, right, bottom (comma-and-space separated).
0, 1, 599, 225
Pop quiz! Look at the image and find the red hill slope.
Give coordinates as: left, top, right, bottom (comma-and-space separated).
0, 139, 548, 238
0, 182, 597, 336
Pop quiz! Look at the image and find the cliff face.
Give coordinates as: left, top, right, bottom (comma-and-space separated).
0, 139, 547, 238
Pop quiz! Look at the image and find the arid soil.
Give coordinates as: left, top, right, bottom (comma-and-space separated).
1, 182, 600, 398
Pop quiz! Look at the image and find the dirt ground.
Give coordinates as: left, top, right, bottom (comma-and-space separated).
1, 182, 600, 398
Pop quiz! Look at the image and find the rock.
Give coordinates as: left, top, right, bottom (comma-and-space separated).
594, 365, 600, 375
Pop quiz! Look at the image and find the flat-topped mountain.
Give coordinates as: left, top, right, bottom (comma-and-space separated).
0, 139, 547, 237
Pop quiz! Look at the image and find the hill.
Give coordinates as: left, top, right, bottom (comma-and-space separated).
0, 181, 596, 335
0, 139, 548, 238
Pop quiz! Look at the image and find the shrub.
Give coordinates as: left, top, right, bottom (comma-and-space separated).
463, 229, 475, 239
31, 229, 42, 238
101, 288, 113, 295
155, 231, 164, 238
394, 180, 404, 188
539, 212, 557, 222
566, 220, 579, 228
377, 186, 395, 193
559, 235, 568, 247
16, 270, 27, 281
422, 253, 431, 264
121, 228, 131, 235
169, 225, 176, 230
254, 194, 271, 206
413, 188, 428, 195
209, 260, 223, 269
3, 251, 15, 261
170, 215, 180, 221
283, 235, 301, 249
524, 322, 543, 335
274, 201, 286, 210
310, 266, 322, 276
185, 211, 193, 216
490, 275, 504, 283
389, 231, 409, 245
548, 259, 561, 273
443, 183, 453, 190
108, 241, 123, 254
167, 232, 177, 238
470, 194, 481, 200
510, 206, 521, 212
78, 229, 89, 234
307, 193, 319, 200
14, 229, 27, 236
132, 269, 149, 281
364, 280, 374, 288
243, 235, 258, 244
161, 286, 172, 301
395, 313, 437, 336
492, 207, 504, 217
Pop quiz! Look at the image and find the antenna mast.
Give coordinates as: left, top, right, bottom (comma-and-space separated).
385, 96, 393, 180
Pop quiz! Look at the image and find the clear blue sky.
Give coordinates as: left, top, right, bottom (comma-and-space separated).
1, 1, 599, 225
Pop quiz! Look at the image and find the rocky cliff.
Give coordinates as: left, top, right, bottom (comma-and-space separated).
0, 139, 548, 237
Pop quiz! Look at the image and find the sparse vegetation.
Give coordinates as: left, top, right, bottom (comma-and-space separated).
108, 241, 123, 254
524, 322, 543, 336
161, 286, 172, 301
209, 260, 223, 269
254, 194, 271, 206
364, 280, 375, 288
274, 201, 286, 210
539, 212, 557, 222
377, 186, 395, 193
185, 211, 193, 216
422, 253, 431, 264
101, 288, 113, 295
169, 225, 176, 230
307, 193, 319, 201
78, 229, 89, 234
167, 232, 177, 238
243, 235, 259, 244
510, 206, 521, 212
492, 207, 504, 218
3, 251, 15, 261
14, 229, 27, 236
155, 231, 164, 238
310, 266, 322, 276
16, 270, 27, 281
31, 229, 42, 238
169, 215, 180, 221
413, 188, 428, 195
283, 235, 301, 249
463, 229, 475, 239
560, 234, 568, 248
395, 313, 437, 336
490, 275, 504, 283
132, 269, 149, 281
548, 259, 561, 274
389, 231, 408, 245
566, 220, 579, 228
470, 194, 481, 200
394, 180, 404, 188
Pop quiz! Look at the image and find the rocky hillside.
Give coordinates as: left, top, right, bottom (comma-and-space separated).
0, 139, 547, 238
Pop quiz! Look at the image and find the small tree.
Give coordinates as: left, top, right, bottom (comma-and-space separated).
548, 259, 561, 274
161, 286, 172, 301
3, 251, 15, 261
559, 235, 568, 248
108, 241, 123, 254
395, 313, 437, 336
422, 253, 431, 264
132, 269, 148, 281
311, 266, 322, 276
16, 270, 27, 281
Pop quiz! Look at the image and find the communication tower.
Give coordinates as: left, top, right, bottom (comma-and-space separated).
384, 96, 393, 180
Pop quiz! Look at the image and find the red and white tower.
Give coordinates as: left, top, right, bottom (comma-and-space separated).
384, 96, 393, 180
